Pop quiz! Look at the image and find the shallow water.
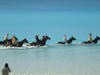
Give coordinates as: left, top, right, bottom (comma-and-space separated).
0, 44, 100, 75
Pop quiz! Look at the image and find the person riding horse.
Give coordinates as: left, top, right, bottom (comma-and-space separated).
64, 35, 67, 42
35, 34, 41, 44
30, 35, 51, 46
11, 35, 18, 46
88, 33, 93, 43
57, 36, 76, 44
4, 33, 9, 41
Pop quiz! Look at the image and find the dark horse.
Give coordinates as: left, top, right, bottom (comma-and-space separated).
30, 35, 51, 46
5, 38, 28, 47
57, 36, 76, 44
0, 41, 6, 46
16, 38, 29, 47
0, 39, 12, 46
81, 36, 100, 44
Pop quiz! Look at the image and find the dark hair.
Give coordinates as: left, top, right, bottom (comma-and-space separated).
5, 63, 8, 68
89, 33, 92, 36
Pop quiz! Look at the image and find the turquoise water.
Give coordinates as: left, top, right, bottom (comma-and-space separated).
0, 44, 100, 75
0, 10, 100, 43
0, 9, 100, 75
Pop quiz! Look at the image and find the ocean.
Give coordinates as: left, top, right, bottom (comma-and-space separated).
0, 10, 100, 44
0, 9, 100, 75
0, 44, 100, 75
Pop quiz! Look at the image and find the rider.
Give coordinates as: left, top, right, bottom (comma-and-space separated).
35, 34, 38, 41
11, 35, 18, 45
64, 35, 67, 42
35, 34, 41, 43
88, 33, 93, 42
4, 34, 9, 41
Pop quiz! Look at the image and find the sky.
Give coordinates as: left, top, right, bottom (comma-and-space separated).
0, 0, 100, 10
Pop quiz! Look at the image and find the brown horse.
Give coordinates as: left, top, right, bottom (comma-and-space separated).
0, 41, 6, 46
5, 38, 28, 47
30, 35, 51, 46
0, 39, 12, 46
16, 38, 29, 47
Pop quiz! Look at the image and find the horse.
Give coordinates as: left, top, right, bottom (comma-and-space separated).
29, 42, 39, 46
29, 35, 51, 46
81, 36, 100, 44
40, 36, 51, 46
4, 38, 28, 47
0, 41, 6, 46
5, 39, 12, 46
67, 36, 76, 44
0, 39, 12, 46
15, 38, 29, 47
29, 35, 42, 46
57, 36, 76, 44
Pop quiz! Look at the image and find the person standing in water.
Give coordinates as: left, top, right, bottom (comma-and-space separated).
64, 35, 67, 42
88, 33, 93, 42
2, 63, 11, 75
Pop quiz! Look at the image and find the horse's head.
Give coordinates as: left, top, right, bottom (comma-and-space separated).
23, 38, 29, 43
41, 35, 51, 42
96, 36, 100, 40
71, 36, 76, 40
45, 35, 51, 40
